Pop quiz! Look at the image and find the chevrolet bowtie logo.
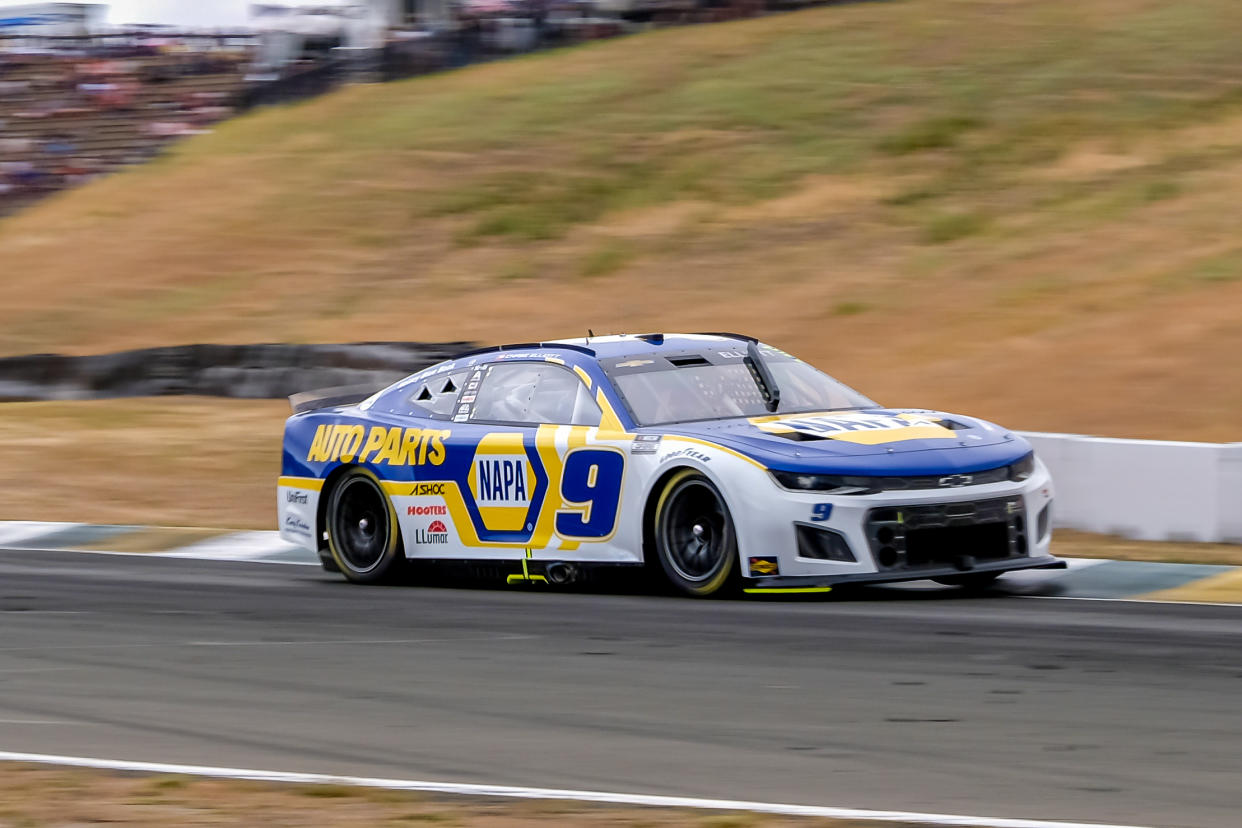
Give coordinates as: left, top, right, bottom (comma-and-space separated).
938, 474, 974, 487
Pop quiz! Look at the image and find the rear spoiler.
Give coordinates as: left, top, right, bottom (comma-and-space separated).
289, 384, 385, 414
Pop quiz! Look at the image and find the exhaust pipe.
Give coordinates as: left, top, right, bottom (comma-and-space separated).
545, 562, 579, 585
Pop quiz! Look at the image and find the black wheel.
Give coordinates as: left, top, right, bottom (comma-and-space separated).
933, 572, 1001, 590
325, 469, 405, 584
654, 470, 738, 597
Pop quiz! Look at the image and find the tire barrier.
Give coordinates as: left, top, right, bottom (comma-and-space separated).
0, 342, 473, 402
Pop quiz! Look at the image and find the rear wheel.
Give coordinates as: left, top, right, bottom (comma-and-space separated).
325, 469, 405, 584
933, 572, 1001, 590
654, 470, 738, 597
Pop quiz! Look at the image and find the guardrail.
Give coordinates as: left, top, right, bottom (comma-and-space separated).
1021, 432, 1242, 544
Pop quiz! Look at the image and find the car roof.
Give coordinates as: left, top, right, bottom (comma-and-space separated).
452, 333, 757, 363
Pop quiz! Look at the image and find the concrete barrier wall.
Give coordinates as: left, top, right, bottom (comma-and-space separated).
1020, 432, 1242, 544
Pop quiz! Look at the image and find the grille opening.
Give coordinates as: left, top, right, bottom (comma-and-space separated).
796, 525, 856, 562
905, 523, 1010, 567
668, 356, 711, 367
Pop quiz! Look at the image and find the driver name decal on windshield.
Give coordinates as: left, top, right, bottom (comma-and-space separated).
750, 412, 956, 445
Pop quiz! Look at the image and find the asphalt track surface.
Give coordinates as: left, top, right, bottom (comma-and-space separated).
1, 550, 1239, 827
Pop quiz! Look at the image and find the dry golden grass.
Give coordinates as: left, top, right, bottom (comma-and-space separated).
0, 1, 1240, 440
0, 398, 286, 529
1052, 530, 1242, 566
0, 763, 934, 827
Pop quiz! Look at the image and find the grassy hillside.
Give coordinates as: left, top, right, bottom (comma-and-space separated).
3, 0, 1242, 439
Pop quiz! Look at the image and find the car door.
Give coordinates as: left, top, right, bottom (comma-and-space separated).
403, 358, 633, 562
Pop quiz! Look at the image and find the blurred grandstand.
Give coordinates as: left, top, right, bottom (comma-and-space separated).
0, 32, 249, 216
1, 0, 845, 216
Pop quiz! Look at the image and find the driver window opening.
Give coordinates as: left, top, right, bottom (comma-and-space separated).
471, 362, 602, 426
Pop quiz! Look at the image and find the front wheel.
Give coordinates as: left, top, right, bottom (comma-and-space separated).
325, 469, 405, 584
654, 470, 738, 597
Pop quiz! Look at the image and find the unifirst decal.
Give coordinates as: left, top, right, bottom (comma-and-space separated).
306, 425, 450, 466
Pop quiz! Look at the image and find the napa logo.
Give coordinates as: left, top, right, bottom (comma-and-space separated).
473, 454, 531, 507
749, 411, 957, 445
465, 433, 545, 538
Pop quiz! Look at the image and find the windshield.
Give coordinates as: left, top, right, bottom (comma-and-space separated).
608, 353, 876, 427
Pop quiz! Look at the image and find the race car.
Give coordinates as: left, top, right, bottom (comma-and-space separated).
277, 333, 1062, 596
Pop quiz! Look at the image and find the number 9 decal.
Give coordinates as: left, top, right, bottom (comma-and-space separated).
555, 448, 625, 540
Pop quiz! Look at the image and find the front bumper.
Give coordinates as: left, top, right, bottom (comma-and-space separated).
731, 459, 1057, 585
745, 555, 1067, 590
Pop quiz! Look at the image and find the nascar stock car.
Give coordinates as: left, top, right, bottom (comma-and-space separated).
277, 333, 1063, 596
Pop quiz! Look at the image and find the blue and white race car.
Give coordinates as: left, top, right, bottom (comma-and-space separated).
278, 333, 1061, 596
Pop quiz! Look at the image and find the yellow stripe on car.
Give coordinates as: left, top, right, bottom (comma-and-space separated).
278, 476, 325, 492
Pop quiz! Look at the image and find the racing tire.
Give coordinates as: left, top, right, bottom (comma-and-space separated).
325, 469, 406, 584
932, 572, 1001, 590
653, 470, 739, 597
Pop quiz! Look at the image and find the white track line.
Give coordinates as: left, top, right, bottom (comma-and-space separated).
0, 751, 1149, 828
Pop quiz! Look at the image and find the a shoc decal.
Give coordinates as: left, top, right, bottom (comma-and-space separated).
413, 482, 445, 496
751, 412, 956, 445
555, 448, 625, 540
306, 425, 450, 466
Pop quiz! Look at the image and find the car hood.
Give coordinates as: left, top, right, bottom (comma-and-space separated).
652, 409, 1031, 476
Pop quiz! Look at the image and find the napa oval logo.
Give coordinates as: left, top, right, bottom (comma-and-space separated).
749, 411, 957, 445
464, 432, 548, 541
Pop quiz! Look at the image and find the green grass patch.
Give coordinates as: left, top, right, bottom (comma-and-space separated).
922, 211, 988, 244
301, 784, 356, 798
496, 258, 538, 281
580, 241, 636, 277
1175, 252, 1242, 285
831, 300, 871, 317
877, 115, 986, 156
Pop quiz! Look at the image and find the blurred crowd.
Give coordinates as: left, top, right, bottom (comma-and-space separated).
0, 37, 247, 210
2, 0, 810, 213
